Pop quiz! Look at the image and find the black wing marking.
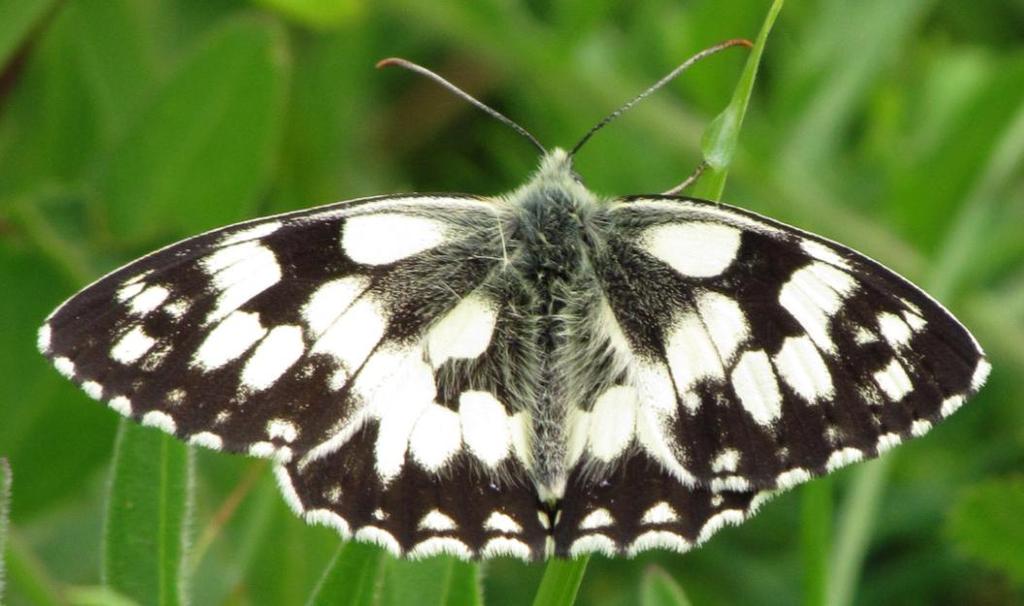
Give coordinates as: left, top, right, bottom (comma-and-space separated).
591, 196, 988, 493
554, 450, 773, 557
279, 420, 547, 560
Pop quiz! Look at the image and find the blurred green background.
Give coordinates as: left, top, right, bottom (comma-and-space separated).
1, 0, 1023, 605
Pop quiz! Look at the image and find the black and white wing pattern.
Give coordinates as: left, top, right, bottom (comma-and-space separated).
39, 194, 548, 559
551, 196, 989, 557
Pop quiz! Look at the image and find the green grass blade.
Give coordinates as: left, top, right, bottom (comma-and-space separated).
0, 0, 59, 68
531, 557, 589, 606
1, 458, 10, 601
380, 557, 481, 606
306, 541, 384, 606
639, 566, 692, 606
103, 421, 193, 606
693, 0, 785, 201
800, 478, 832, 606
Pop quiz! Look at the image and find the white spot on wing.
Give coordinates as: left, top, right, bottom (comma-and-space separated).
141, 411, 176, 434
587, 386, 637, 462
697, 510, 745, 544
800, 240, 851, 269
776, 468, 812, 489
189, 432, 223, 450
82, 381, 103, 400
128, 285, 170, 316
627, 531, 691, 556
408, 537, 472, 560
877, 311, 913, 348
696, 291, 749, 363
408, 404, 461, 472
302, 276, 369, 337
355, 526, 402, 557
305, 509, 351, 538
731, 349, 783, 425
361, 350, 436, 481
565, 407, 590, 469
311, 297, 386, 376
774, 335, 834, 402
971, 359, 991, 391
711, 449, 740, 474
418, 509, 458, 532
484, 512, 522, 534
202, 242, 281, 324
910, 419, 932, 436
482, 537, 532, 560
579, 508, 614, 530
641, 222, 741, 278
273, 465, 304, 514
425, 291, 498, 368
193, 311, 266, 371
873, 358, 913, 401
779, 262, 856, 351
240, 325, 305, 391
510, 411, 533, 468
220, 221, 282, 246
109, 396, 132, 416
116, 281, 145, 303
665, 313, 724, 411
458, 391, 511, 468
111, 326, 157, 364
825, 447, 863, 471
941, 394, 965, 417
267, 419, 299, 443
641, 502, 679, 525
343, 213, 448, 265
876, 433, 902, 454
569, 534, 618, 557
37, 324, 52, 353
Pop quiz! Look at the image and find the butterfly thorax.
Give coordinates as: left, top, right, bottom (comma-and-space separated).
502, 149, 609, 502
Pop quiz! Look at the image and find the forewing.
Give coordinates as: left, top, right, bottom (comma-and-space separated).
592, 196, 989, 493
39, 194, 505, 458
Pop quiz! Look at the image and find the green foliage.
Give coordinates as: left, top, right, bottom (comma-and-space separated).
531, 557, 589, 606
639, 567, 692, 606
948, 478, 1024, 584
1, 0, 1022, 605
104, 422, 193, 605
1, 458, 10, 600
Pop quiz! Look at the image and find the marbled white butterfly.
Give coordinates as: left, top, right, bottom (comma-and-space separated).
38, 45, 989, 561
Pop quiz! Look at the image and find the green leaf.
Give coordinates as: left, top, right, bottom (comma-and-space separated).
380, 556, 481, 606
1, 458, 10, 601
306, 541, 384, 606
66, 585, 141, 606
103, 421, 193, 606
693, 0, 784, 200
531, 557, 589, 606
947, 478, 1024, 583
0, 237, 117, 518
97, 17, 289, 243
640, 566, 693, 606
800, 479, 832, 606
253, 0, 363, 29
0, 0, 58, 67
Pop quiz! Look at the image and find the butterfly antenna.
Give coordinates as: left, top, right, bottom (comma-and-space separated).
568, 38, 752, 159
377, 57, 547, 156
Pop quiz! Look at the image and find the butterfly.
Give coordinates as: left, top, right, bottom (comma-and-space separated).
38, 48, 989, 562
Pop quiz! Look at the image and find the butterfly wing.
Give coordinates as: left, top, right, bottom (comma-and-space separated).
555, 195, 988, 556
40, 193, 548, 559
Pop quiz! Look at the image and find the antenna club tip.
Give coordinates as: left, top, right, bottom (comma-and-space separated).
731, 38, 755, 49
375, 57, 404, 69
